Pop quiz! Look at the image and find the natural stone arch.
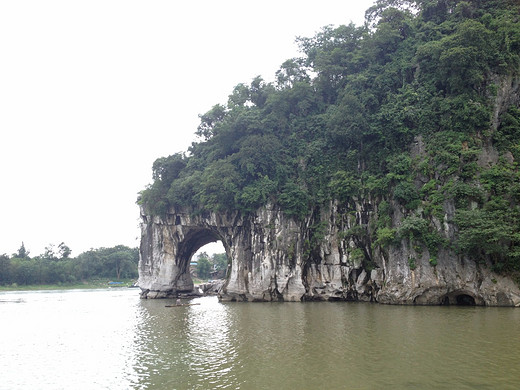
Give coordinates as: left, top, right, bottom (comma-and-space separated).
137, 204, 306, 301
138, 213, 234, 298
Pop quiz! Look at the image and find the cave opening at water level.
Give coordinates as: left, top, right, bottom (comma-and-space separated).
441, 294, 476, 306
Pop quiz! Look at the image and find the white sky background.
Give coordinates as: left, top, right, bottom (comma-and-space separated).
0, 0, 375, 257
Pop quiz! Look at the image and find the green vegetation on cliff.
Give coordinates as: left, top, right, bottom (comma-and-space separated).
140, 1, 520, 276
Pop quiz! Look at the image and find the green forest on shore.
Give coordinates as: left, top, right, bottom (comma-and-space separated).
0, 243, 138, 289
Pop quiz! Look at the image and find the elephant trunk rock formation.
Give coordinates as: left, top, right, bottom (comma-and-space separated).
137, 203, 520, 306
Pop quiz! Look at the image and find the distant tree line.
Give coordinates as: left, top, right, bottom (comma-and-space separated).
0, 242, 138, 286
195, 252, 228, 280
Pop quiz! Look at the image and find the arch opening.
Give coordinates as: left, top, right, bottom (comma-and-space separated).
177, 229, 221, 266
174, 228, 231, 295
193, 241, 228, 281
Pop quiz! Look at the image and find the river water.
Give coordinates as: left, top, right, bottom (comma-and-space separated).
0, 288, 519, 390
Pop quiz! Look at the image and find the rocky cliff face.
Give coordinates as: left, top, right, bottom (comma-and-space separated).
138, 200, 520, 306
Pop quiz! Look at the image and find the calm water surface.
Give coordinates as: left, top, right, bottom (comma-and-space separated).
0, 289, 519, 389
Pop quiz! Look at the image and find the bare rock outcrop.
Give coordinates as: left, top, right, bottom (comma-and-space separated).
138, 201, 520, 306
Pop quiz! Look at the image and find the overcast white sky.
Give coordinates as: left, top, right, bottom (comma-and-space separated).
0, 0, 375, 257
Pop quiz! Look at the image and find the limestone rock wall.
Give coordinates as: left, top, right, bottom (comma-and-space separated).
138, 202, 520, 306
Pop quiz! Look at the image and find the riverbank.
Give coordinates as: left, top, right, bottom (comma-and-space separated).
0, 279, 137, 292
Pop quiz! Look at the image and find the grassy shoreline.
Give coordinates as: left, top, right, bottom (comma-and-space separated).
0, 279, 137, 292
0, 278, 212, 292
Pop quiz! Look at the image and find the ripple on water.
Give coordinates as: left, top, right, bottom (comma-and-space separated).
1, 291, 519, 390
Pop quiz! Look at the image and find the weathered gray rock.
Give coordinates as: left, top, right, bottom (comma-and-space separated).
137, 201, 520, 306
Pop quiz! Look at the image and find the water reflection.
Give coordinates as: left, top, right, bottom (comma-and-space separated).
131, 296, 240, 389
1, 290, 519, 390
186, 299, 238, 388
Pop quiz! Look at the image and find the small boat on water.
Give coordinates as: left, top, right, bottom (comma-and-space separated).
165, 303, 201, 307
